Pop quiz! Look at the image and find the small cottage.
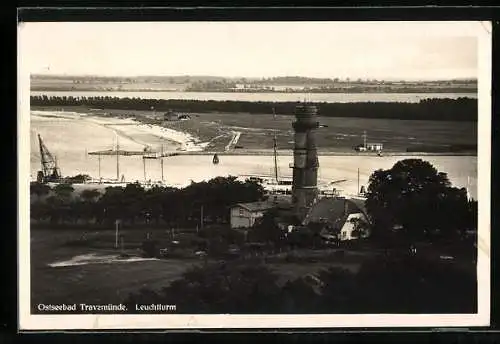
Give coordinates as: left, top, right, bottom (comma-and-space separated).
304, 197, 371, 241
230, 201, 276, 229
229, 196, 292, 229
366, 143, 383, 151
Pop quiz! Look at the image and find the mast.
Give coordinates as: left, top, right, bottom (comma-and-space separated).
143, 156, 147, 182
363, 130, 367, 150
160, 145, 164, 182
357, 168, 360, 196
272, 107, 279, 183
273, 134, 279, 183
115, 134, 120, 181
98, 154, 101, 182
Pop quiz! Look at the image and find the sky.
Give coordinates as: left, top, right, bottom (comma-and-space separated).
19, 21, 485, 80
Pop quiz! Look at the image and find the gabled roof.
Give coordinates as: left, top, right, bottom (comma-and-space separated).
234, 201, 276, 212
305, 197, 346, 227
304, 197, 368, 226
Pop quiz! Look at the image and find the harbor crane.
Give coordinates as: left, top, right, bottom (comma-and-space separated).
37, 134, 61, 183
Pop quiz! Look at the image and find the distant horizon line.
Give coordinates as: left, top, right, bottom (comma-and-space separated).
30, 73, 478, 82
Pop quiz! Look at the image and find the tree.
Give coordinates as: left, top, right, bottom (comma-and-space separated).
77, 189, 101, 224
124, 262, 283, 313
251, 208, 285, 244
98, 186, 125, 224
30, 182, 52, 198
53, 183, 75, 199
365, 159, 473, 243
80, 188, 100, 202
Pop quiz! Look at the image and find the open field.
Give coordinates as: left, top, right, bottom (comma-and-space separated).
29, 227, 370, 312
164, 111, 477, 153
29, 227, 476, 313
30, 228, 202, 310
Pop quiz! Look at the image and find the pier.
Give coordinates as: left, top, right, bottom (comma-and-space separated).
86, 149, 476, 157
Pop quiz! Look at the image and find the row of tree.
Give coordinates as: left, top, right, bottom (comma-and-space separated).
30, 176, 265, 227
121, 254, 476, 314
30, 95, 477, 121
31, 159, 477, 246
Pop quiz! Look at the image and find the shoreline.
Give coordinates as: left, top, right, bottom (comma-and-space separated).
31, 106, 477, 157
30, 88, 478, 94
87, 149, 477, 157
31, 110, 209, 153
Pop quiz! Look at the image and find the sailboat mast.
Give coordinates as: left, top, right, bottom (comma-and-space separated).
160, 145, 164, 182
98, 154, 101, 182
357, 168, 360, 195
273, 134, 279, 183
116, 134, 120, 181
272, 107, 279, 183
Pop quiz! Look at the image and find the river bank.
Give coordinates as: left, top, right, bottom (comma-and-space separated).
30, 109, 478, 198
31, 109, 209, 153
31, 105, 477, 154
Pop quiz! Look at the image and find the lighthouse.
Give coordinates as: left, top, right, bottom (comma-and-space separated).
291, 104, 320, 222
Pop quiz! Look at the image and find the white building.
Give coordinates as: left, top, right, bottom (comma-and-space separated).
230, 201, 276, 229
366, 143, 383, 151
339, 213, 370, 241
304, 196, 371, 241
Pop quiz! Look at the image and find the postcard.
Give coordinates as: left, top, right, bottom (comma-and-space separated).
18, 19, 491, 330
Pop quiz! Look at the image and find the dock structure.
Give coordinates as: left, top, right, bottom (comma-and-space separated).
87, 149, 148, 156
87, 148, 471, 158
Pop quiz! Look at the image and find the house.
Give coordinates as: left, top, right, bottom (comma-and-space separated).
230, 201, 276, 229
303, 197, 371, 241
229, 196, 291, 229
366, 143, 383, 151
354, 143, 383, 152
339, 213, 370, 241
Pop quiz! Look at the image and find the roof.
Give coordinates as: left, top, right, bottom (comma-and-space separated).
304, 197, 368, 226
234, 201, 276, 212
347, 198, 368, 218
305, 197, 346, 227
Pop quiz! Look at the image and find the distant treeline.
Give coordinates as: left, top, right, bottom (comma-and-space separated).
30, 95, 478, 121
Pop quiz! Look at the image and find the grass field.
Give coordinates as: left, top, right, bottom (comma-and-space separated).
169, 111, 477, 153
32, 106, 477, 153
29, 225, 476, 314
29, 227, 371, 311
30, 228, 203, 309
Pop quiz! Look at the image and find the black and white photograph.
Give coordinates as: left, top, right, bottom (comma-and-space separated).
18, 20, 491, 330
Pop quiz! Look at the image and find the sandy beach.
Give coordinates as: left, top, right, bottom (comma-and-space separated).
31, 110, 209, 153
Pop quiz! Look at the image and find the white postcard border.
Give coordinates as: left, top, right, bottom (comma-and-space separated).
18, 20, 491, 330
